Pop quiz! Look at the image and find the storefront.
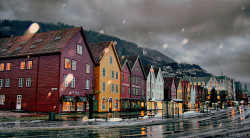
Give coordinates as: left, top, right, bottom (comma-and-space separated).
62, 96, 88, 112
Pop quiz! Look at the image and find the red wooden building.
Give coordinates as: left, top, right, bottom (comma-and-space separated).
0, 27, 95, 113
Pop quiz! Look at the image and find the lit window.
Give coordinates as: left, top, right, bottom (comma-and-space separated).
102, 82, 106, 92
72, 60, 76, 70
210, 82, 212, 86
110, 57, 112, 64
102, 68, 106, 77
122, 86, 124, 94
5, 78, 10, 87
217, 96, 220, 99
62, 102, 71, 111
26, 77, 31, 87
85, 79, 90, 89
65, 58, 71, 69
0, 95, 5, 105
116, 72, 118, 80
86, 64, 90, 73
77, 44, 82, 55
18, 78, 24, 87
215, 82, 217, 86
6, 63, 11, 70
217, 86, 220, 90
111, 71, 114, 79
64, 75, 68, 87
77, 102, 84, 111
115, 85, 119, 93
0, 63, 4, 71
0, 79, 4, 87
111, 84, 114, 93
101, 97, 106, 110
27, 61, 32, 69
70, 77, 75, 88
20, 61, 25, 69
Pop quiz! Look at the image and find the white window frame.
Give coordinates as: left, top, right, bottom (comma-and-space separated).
0, 79, 4, 87
86, 64, 90, 73
19, 78, 24, 87
70, 77, 75, 88
110, 56, 112, 64
115, 85, 119, 93
77, 44, 83, 55
101, 97, 106, 110
72, 60, 76, 71
85, 79, 90, 89
111, 71, 114, 79
102, 82, 106, 92
102, 68, 106, 77
5, 78, 10, 87
111, 84, 114, 93
26, 77, 31, 87
0, 95, 5, 105
116, 72, 118, 80
64, 75, 68, 87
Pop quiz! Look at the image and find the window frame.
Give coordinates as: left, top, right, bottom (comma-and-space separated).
6, 63, 11, 71
115, 85, 119, 93
26, 77, 31, 87
0, 63, 4, 71
102, 82, 106, 92
85, 79, 90, 90
101, 97, 106, 110
110, 56, 112, 64
116, 72, 118, 80
18, 78, 24, 87
72, 60, 76, 71
77, 44, 83, 55
102, 68, 106, 77
111, 71, 114, 79
0, 95, 5, 105
122, 86, 124, 94
64, 75, 68, 87
111, 84, 114, 93
86, 64, 90, 73
5, 78, 10, 87
0, 79, 4, 87
64, 58, 71, 69
70, 77, 75, 88
27, 61, 33, 69
20, 61, 25, 70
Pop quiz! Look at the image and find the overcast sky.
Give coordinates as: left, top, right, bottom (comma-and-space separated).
0, 0, 250, 88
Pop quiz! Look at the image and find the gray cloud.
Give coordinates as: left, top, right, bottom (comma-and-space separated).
0, 0, 250, 87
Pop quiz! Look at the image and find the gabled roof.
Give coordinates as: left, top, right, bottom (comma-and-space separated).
143, 66, 151, 76
126, 55, 138, 68
175, 77, 180, 88
153, 67, 160, 77
0, 27, 85, 58
89, 41, 111, 64
119, 57, 131, 72
164, 77, 174, 89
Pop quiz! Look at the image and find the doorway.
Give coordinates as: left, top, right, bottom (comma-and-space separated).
16, 95, 22, 110
109, 98, 112, 112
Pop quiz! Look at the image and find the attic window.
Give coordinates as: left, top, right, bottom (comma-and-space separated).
0, 49, 7, 52
30, 45, 37, 49
7, 43, 13, 47
36, 39, 43, 43
55, 36, 62, 40
15, 47, 22, 51
21, 41, 27, 45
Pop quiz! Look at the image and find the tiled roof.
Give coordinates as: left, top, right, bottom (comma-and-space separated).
89, 41, 111, 64
0, 27, 80, 58
164, 77, 174, 89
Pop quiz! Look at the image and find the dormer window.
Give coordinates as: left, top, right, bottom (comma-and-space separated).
55, 36, 62, 40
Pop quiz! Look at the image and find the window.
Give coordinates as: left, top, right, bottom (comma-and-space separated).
136, 77, 138, 84
122, 86, 124, 94
132, 77, 135, 84
136, 88, 138, 95
0, 79, 3, 87
111, 71, 114, 79
62, 102, 71, 111
65, 58, 71, 69
101, 97, 106, 110
77, 102, 84, 111
85, 79, 90, 89
210, 82, 212, 86
115, 85, 119, 93
0, 95, 5, 105
116, 72, 118, 80
137, 67, 139, 72
110, 57, 112, 64
142, 90, 144, 96
5, 78, 10, 87
111, 84, 114, 93
102, 68, 106, 77
142, 80, 144, 85
115, 98, 118, 110
217, 86, 220, 90
133, 88, 135, 95
0, 63, 4, 71
122, 74, 124, 81
19, 78, 24, 87
72, 60, 76, 70
128, 88, 130, 94
128, 76, 130, 83
20, 61, 25, 69
215, 82, 217, 86
77, 44, 83, 55
70, 77, 75, 88
6, 63, 11, 70
86, 64, 90, 73
26, 77, 31, 87
64, 75, 68, 87
27, 61, 32, 69
102, 82, 106, 92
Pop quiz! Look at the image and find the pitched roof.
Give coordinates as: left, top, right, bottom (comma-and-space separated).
0, 27, 81, 58
119, 57, 127, 68
174, 77, 180, 88
126, 55, 138, 68
89, 41, 111, 64
164, 77, 174, 89
191, 77, 210, 84
143, 66, 151, 76
153, 67, 159, 77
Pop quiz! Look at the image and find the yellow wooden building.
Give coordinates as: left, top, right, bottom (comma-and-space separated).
89, 41, 121, 112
